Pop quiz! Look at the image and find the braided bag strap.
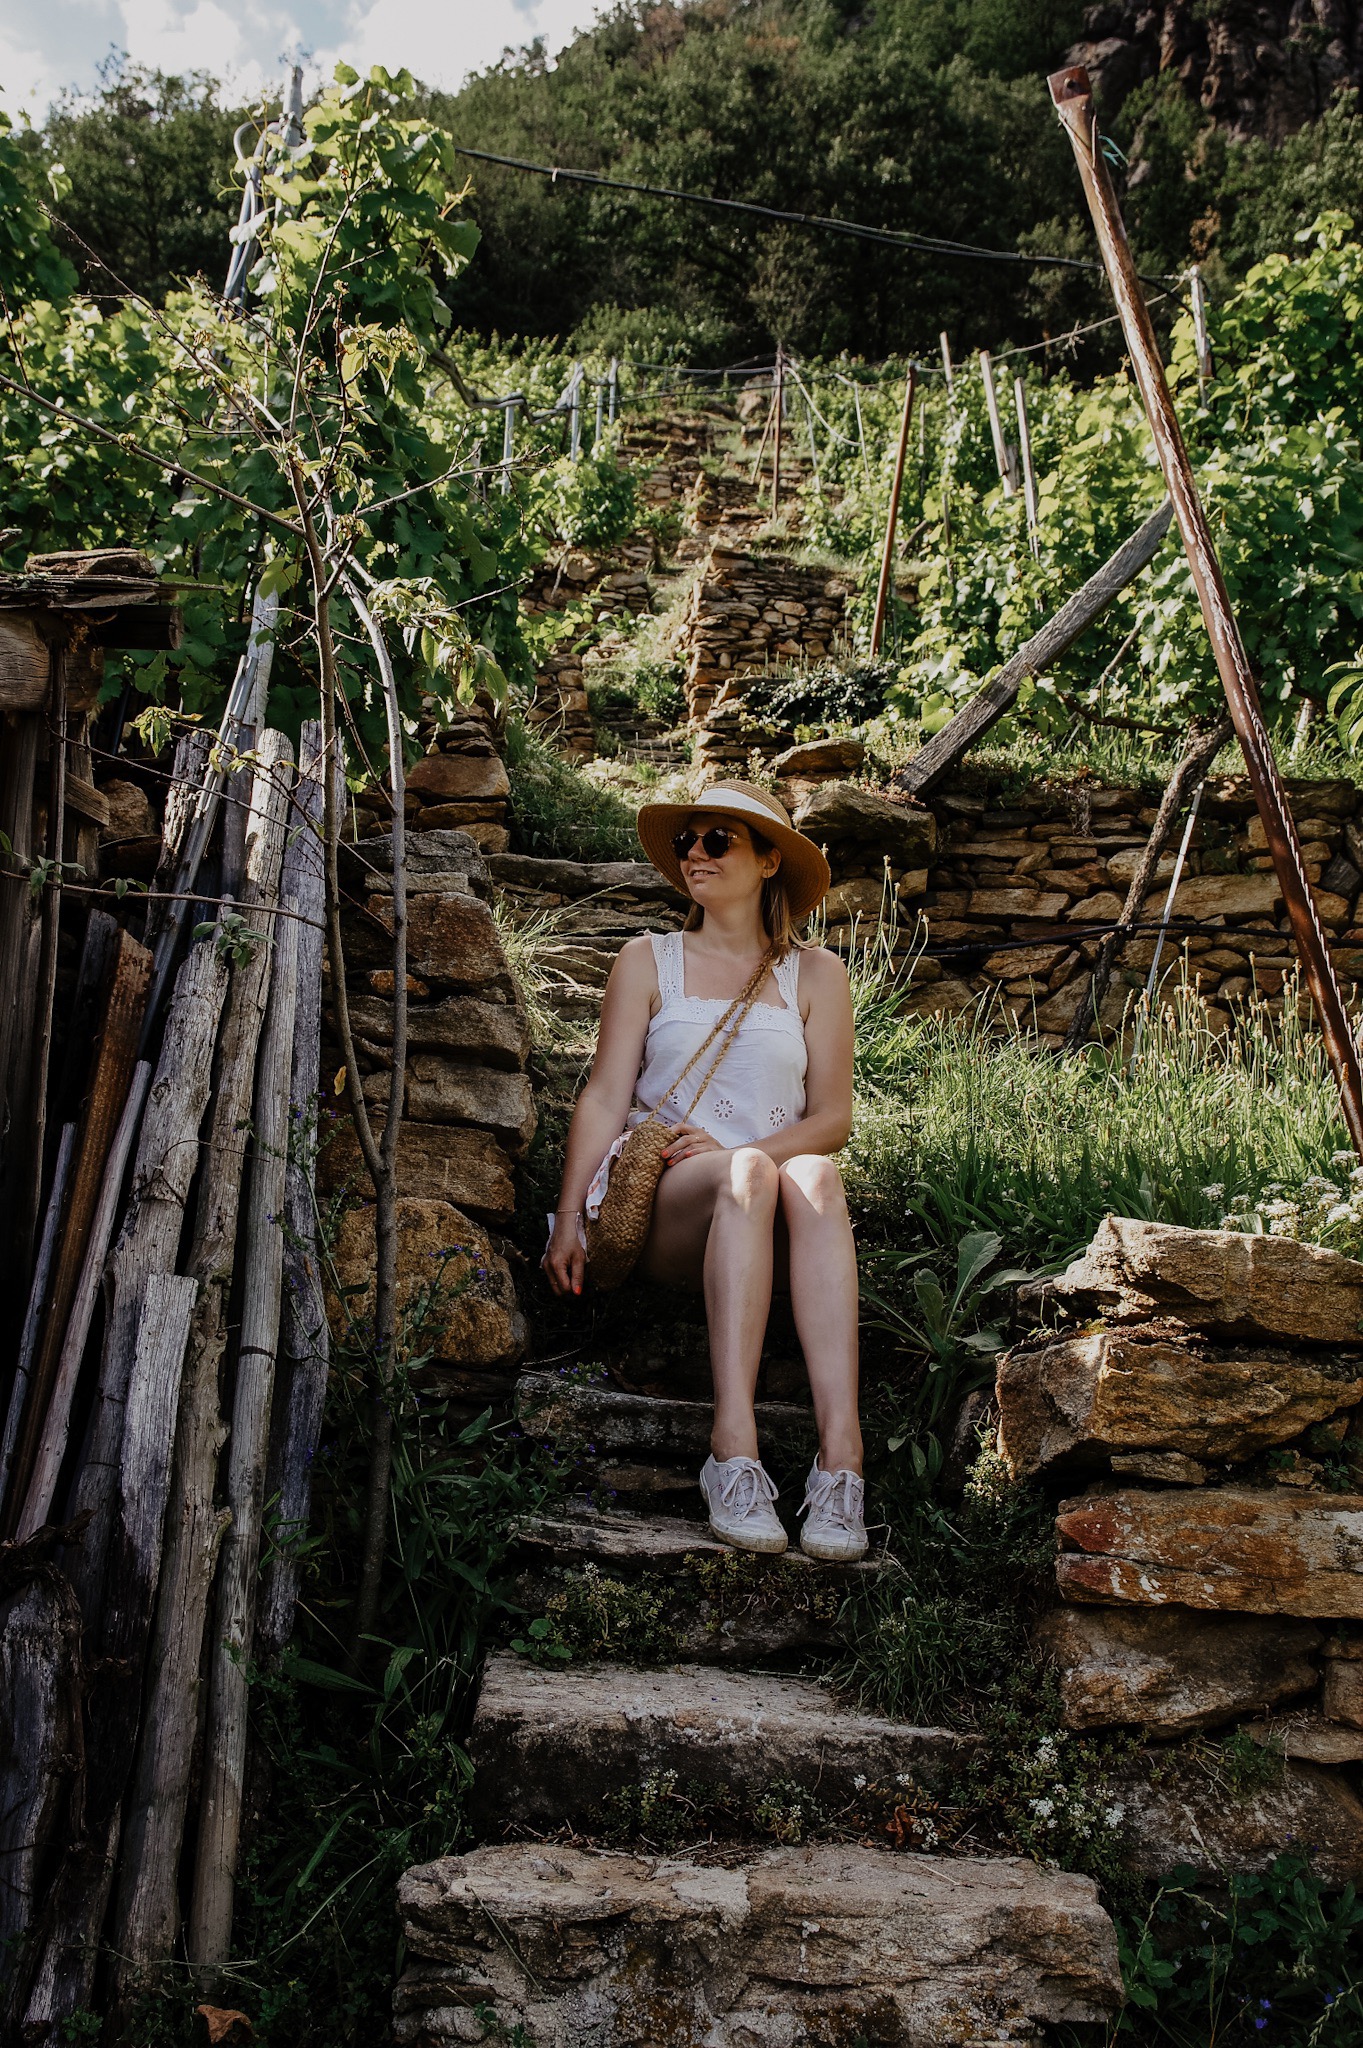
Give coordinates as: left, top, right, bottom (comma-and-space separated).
643, 948, 774, 1131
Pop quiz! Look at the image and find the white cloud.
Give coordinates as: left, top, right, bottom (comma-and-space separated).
338, 0, 608, 88
0, 0, 610, 119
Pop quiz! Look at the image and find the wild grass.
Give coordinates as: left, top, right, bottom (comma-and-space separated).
503, 716, 639, 861
847, 969, 1349, 1271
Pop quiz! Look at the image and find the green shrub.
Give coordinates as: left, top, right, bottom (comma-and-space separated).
504, 717, 638, 860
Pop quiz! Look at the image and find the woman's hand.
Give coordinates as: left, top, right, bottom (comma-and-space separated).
662, 1122, 724, 1165
542, 1213, 587, 1297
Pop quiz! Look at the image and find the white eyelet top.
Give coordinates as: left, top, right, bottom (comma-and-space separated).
551, 932, 810, 1246
636, 930, 807, 1141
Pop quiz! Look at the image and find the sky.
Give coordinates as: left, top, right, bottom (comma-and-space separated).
0, 0, 610, 117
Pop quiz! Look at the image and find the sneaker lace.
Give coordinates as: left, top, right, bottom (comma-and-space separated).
802, 1467, 863, 1527
713, 1457, 778, 1518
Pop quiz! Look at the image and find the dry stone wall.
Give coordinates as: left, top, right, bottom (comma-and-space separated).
673, 544, 853, 724
320, 822, 533, 1411
523, 542, 655, 760
999, 1215, 1363, 1879
678, 756, 1363, 1040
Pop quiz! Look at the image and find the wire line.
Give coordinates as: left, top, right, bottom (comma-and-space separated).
453, 145, 1107, 275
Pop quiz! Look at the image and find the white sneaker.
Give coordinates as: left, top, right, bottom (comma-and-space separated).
700, 1454, 788, 1555
799, 1460, 868, 1562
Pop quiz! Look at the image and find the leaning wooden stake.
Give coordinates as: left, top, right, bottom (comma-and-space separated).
257, 724, 330, 1659
112, 732, 294, 1990
67, 938, 230, 1620
189, 868, 299, 1974
1061, 712, 1231, 1052
894, 499, 1173, 797
4, 931, 152, 1534
21, 1273, 199, 2031
771, 345, 785, 520
978, 350, 1016, 496
870, 366, 916, 657
1050, 63, 1363, 1155
1014, 376, 1040, 558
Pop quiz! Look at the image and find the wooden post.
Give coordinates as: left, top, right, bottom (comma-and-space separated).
189, 873, 299, 1973
978, 350, 1017, 496
939, 331, 955, 393
802, 389, 823, 497
66, 938, 230, 1621
1189, 263, 1213, 393
771, 345, 784, 520
1050, 63, 1363, 1157
112, 734, 293, 1988
893, 499, 1173, 796
871, 366, 917, 658
257, 724, 329, 1660
2, 930, 152, 1535
1061, 712, 1231, 1052
0, 1123, 74, 1509
749, 388, 776, 484
851, 378, 871, 486
15, 1059, 153, 1539
568, 362, 583, 460
594, 381, 604, 451
19, 1271, 198, 2027
1014, 375, 1040, 558
608, 357, 618, 423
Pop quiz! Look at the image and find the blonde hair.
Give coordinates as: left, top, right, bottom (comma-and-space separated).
681, 824, 807, 959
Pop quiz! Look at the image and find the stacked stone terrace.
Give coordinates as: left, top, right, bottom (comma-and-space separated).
394, 1334, 1126, 2046
999, 1216, 1363, 1877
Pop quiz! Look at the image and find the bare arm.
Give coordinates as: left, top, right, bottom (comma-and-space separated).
543, 936, 657, 1295
662, 947, 854, 1169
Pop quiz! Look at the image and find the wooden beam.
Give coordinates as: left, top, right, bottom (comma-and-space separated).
892, 498, 1173, 799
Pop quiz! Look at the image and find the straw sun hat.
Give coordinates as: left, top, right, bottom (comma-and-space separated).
636, 780, 831, 921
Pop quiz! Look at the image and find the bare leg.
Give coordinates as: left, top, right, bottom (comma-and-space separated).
641, 1146, 779, 1461
778, 1156, 863, 1475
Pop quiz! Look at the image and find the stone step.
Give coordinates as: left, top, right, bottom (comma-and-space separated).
395, 1841, 1123, 2047
516, 1369, 815, 1462
512, 1504, 881, 1661
467, 1654, 972, 1833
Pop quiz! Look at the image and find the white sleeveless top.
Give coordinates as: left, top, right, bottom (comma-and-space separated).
579, 930, 808, 1225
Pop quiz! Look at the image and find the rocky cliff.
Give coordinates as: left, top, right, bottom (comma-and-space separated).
1068, 0, 1363, 140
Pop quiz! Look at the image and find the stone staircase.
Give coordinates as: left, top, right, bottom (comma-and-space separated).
392, 1338, 1126, 2045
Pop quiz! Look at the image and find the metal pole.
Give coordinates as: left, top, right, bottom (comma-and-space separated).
594, 381, 604, 451
771, 345, 784, 521
939, 331, 955, 394
608, 357, 618, 423
871, 366, 916, 657
978, 349, 1016, 496
1189, 263, 1213, 393
1013, 374, 1040, 559
1051, 62, 1363, 1156
500, 399, 517, 493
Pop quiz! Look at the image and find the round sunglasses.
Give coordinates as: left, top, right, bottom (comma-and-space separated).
672, 825, 739, 862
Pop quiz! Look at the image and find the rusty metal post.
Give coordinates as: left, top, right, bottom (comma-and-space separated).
1050, 63, 1363, 1156
871, 366, 916, 657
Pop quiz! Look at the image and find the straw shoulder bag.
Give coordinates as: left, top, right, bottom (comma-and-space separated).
585, 951, 774, 1291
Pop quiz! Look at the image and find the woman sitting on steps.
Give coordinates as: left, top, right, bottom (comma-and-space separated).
542, 780, 866, 1562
